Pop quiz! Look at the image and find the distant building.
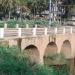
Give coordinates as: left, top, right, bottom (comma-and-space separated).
40, 1, 62, 22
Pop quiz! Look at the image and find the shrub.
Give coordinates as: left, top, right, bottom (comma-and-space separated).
0, 19, 57, 28
0, 46, 69, 75
0, 46, 33, 75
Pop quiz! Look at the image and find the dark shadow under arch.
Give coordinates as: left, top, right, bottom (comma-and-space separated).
61, 40, 71, 59
61, 40, 75, 75
44, 42, 58, 57
24, 45, 40, 65
44, 42, 58, 65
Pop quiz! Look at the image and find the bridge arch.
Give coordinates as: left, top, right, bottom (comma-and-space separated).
61, 40, 72, 59
24, 45, 40, 65
44, 42, 58, 65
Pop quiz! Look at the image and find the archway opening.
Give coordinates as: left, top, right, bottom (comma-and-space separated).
24, 45, 39, 65
61, 40, 75, 75
61, 40, 71, 59
44, 42, 58, 65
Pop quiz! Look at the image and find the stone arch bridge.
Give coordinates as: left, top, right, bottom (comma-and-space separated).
0, 26, 75, 65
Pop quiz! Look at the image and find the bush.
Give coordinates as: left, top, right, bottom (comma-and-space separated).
33, 64, 69, 75
33, 65, 56, 75
7, 20, 17, 28
0, 46, 33, 75
0, 19, 52, 28
0, 46, 69, 75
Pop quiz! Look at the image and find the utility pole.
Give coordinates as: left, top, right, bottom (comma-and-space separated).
49, 0, 52, 27
9, 0, 12, 20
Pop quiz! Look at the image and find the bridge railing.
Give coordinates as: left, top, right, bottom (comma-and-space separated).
4, 28, 18, 38
0, 24, 75, 38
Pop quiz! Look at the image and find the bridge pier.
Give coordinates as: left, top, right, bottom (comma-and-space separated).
56, 35, 64, 54
39, 55, 44, 65
67, 58, 75, 75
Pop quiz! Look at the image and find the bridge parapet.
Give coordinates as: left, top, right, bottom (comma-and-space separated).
0, 26, 74, 38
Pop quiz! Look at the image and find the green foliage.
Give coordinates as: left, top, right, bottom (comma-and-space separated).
0, 19, 61, 28
33, 65, 56, 75
27, 0, 49, 15
44, 53, 67, 66
50, 21, 60, 27
7, 20, 17, 28
63, 0, 75, 4
0, 20, 17, 28
0, 0, 49, 17
0, 19, 49, 28
49, 65, 69, 75
0, 46, 33, 75
33, 64, 69, 75
0, 46, 69, 75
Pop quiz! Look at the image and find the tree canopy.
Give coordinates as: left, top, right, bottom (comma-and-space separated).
0, 0, 75, 19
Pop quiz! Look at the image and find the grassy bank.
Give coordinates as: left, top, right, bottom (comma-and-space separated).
0, 46, 69, 75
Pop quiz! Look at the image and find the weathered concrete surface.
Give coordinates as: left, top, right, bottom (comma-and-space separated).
0, 34, 75, 64
0, 34, 75, 75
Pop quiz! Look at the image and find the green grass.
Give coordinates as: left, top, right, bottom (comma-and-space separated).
0, 46, 69, 75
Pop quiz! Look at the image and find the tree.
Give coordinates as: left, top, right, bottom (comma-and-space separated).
62, 0, 75, 4
0, 0, 17, 20
0, 0, 28, 20
27, 0, 49, 17
61, 0, 75, 18
15, 0, 29, 20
